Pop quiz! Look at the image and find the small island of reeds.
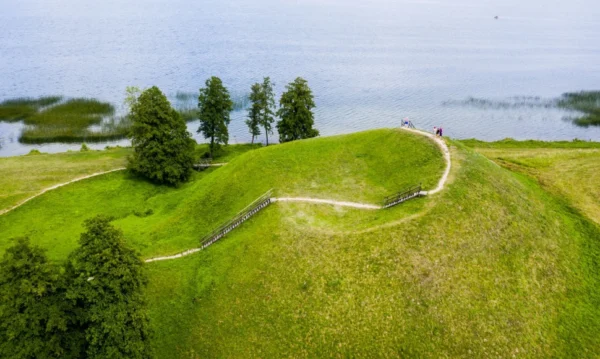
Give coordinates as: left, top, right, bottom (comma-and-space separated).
0, 97, 130, 144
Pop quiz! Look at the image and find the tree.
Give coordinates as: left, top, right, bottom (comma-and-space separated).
65, 216, 152, 359
0, 238, 68, 359
258, 77, 276, 145
197, 77, 233, 157
124, 86, 142, 114
276, 77, 319, 143
246, 83, 262, 144
128, 86, 196, 186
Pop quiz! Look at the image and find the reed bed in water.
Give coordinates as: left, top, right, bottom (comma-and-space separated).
0, 96, 130, 143
20, 116, 131, 144
0, 96, 63, 121
558, 91, 600, 127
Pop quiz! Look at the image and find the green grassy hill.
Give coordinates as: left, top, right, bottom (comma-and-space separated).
0, 129, 443, 260
1, 129, 599, 357
145, 142, 600, 358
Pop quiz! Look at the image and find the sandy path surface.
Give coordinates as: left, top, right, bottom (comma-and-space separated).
271, 197, 381, 209
399, 127, 451, 195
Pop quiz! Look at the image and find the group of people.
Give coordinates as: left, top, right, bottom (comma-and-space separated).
399, 118, 444, 137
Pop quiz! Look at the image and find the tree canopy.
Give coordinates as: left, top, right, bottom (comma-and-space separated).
0, 238, 68, 359
65, 216, 152, 359
197, 77, 233, 156
128, 86, 196, 186
276, 77, 319, 143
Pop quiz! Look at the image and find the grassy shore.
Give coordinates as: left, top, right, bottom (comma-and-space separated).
2, 130, 599, 357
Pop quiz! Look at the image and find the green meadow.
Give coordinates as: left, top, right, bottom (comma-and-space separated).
1, 129, 600, 357
465, 138, 600, 225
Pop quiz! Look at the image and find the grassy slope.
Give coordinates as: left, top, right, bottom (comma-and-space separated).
464, 139, 600, 225
146, 143, 600, 358
0, 129, 444, 261
0, 148, 130, 211
0, 144, 259, 214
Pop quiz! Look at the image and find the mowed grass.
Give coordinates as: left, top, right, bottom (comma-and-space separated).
145, 143, 600, 358
0, 129, 444, 260
465, 139, 600, 225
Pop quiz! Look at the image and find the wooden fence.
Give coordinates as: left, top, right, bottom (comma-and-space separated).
199, 190, 273, 250
382, 184, 422, 209
193, 158, 213, 171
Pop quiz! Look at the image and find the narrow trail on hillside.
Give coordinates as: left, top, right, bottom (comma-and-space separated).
0, 163, 229, 216
0, 168, 126, 216
144, 128, 452, 263
399, 127, 451, 196
271, 197, 381, 209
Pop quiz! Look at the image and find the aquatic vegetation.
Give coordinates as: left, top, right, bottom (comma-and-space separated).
557, 91, 600, 127
0, 96, 62, 121
446, 91, 600, 127
0, 96, 131, 143
442, 96, 555, 109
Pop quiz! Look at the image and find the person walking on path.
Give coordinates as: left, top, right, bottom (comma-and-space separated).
439, 127, 443, 137
433, 126, 438, 136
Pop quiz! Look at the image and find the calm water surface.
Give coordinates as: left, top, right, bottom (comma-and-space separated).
1, 0, 600, 156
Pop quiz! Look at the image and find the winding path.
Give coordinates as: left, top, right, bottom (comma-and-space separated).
269, 128, 451, 209
144, 128, 452, 263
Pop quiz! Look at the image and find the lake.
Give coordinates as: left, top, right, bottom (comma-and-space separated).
1, 0, 600, 156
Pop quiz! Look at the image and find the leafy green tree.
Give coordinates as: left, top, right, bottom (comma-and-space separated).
197, 77, 233, 157
276, 77, 319, 142
128, 86, 196, 186
0, 238, 68, 359
246, 83, 262, 144
65, 216, 153, 359
124, 86, 142, 114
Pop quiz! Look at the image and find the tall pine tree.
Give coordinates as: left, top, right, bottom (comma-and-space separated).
246, 83, 262, 144
276, 77, 319, 143
258, 77, 276, 145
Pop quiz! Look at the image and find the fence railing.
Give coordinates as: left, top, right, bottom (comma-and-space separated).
199, 190, 273, 250
193, 158, 213, 171
382, 184, 422, 209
